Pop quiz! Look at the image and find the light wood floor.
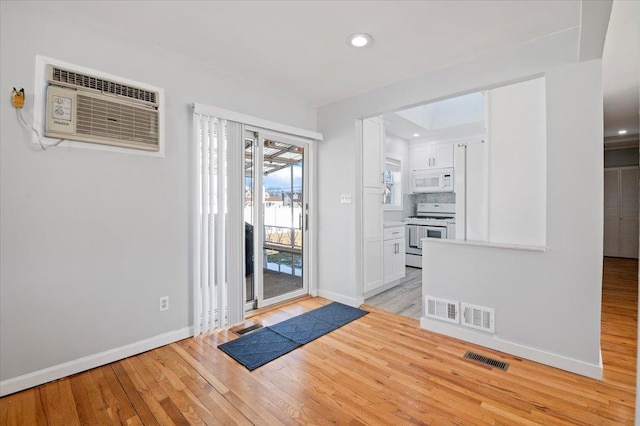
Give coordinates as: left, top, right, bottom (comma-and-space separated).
1, 257, 637, 424
365, 266, 422, 319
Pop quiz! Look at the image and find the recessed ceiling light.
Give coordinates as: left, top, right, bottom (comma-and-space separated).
618, 129, 628, 135
413, 133, 420, 137
347, 33, 372, 48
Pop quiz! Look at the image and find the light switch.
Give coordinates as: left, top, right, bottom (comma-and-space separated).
340, 194, 352, 204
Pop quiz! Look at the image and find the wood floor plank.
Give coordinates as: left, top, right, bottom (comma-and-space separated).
177, 338, 291, 425
110, 362, 161, 426
68, 371, 112, 425
97, 365, 141, 425
0, 386, 42, 426
162, 355, 252, 426
38, 379, 81, 426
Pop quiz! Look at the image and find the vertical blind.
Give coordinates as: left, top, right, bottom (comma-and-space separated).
193, 113, 244, 336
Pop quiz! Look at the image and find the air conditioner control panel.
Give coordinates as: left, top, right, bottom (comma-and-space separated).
45, 85, 76, 136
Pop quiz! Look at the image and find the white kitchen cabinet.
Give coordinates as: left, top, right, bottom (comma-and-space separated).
363, 117, 384, 187
383, 226, 406, 284
410, 142, 454, 171
604, 166, 639, 259
362, 116, 385, 293
363, 187, 384, 292
432, 144, 454, 168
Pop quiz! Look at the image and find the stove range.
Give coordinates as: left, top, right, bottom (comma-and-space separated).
405, 203, 456, 268
405, 203, 456, 226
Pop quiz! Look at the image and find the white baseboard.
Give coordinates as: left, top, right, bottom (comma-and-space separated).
317, 289, 361, 308
420, 317, 603, 380
0, 327, 193, 397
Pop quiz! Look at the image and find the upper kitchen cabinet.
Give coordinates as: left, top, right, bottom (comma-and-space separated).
362, 117, 384, 187
410, 142, 454, 171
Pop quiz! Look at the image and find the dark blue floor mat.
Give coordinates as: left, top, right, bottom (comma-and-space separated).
218, 302, 368, 370
217, 327, 301, 371
307, 302, 370, 326
270, 312, 338, 344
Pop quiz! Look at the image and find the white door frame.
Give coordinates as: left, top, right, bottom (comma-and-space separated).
250, 129, 312, 308
245, 126, 317, 309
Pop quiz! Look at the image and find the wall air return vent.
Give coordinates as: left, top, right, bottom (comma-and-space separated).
49, 65, 158, 106
44, 64, 161, 152
461, 303, 495, 333
425, 296, 459, 324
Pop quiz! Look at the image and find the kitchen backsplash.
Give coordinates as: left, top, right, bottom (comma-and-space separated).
403, 193, 456, 217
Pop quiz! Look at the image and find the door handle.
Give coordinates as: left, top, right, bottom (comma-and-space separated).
428, 158, 432, 167
381, 172, 385, 184
433, 157, 436, 166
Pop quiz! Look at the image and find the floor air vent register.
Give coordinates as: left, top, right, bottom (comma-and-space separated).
231, 323, 264, 336
463, 351, 509, 371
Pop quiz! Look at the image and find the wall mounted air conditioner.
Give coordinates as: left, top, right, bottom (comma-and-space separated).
44, 64, 160, 151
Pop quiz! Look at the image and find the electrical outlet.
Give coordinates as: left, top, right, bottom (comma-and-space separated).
340, 194, 352, 204
159, 296, 169, 311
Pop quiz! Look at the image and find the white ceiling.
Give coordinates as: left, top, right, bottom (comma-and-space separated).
37, 0, 635, 139
38, 0, 580, 107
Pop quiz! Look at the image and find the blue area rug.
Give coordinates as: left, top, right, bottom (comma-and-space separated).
218, 302, 368, 370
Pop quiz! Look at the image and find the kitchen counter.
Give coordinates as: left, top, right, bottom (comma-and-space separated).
384, 221, 405, 228
421, 237, 546, 252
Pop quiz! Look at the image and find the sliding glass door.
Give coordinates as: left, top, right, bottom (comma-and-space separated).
244, 130, 309, 309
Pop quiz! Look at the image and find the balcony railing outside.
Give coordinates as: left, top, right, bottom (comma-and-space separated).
263, 225, 302, 277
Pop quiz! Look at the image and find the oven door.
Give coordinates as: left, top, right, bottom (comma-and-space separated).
406, 224, 447, 254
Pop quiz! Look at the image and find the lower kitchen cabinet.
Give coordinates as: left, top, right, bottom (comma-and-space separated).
384, 226, 406, 284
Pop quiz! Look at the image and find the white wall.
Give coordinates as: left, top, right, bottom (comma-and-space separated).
487, 78, 547, 247
317, 28, 604, 376
0, 1, 316, 388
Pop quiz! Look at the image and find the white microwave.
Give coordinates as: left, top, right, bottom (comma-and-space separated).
412, 168, 454, 193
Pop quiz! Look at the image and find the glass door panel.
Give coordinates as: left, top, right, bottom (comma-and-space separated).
244, 131, 309, 310
244, 133, 256, 310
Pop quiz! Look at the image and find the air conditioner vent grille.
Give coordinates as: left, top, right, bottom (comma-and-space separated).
461, 303, 495, 333
425, 296, 459, 324
76, 94, 159, 148
51, 66, 157, 105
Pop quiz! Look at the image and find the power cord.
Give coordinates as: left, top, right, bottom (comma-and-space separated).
12, 87, 64, 150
